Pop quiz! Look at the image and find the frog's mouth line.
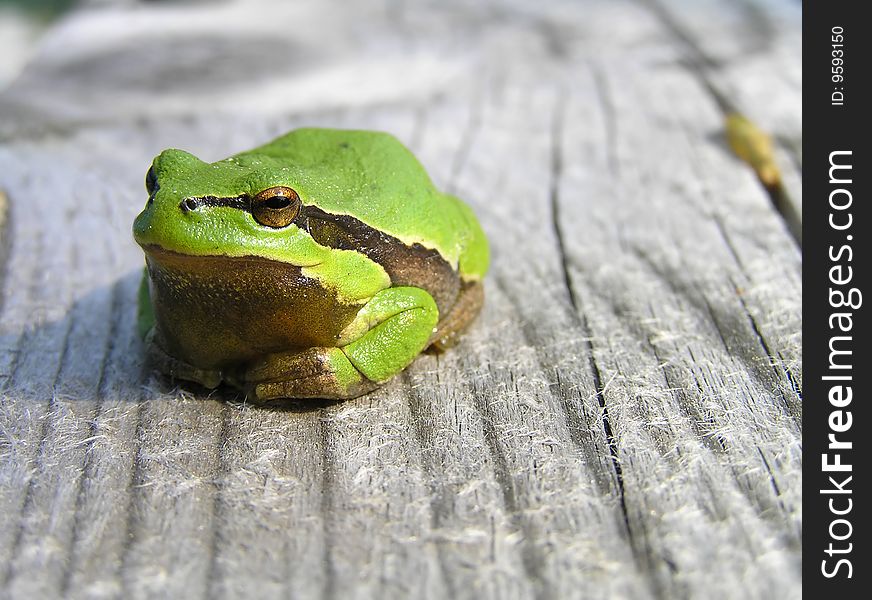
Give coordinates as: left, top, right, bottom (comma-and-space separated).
140, 244, 323, 270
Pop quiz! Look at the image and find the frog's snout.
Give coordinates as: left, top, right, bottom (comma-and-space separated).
132, 205, 152, 246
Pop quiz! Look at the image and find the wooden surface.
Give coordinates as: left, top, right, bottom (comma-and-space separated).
0, 0, 801, 598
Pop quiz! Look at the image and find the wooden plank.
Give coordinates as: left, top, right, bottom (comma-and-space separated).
409, 85, 651, 599
0, 1, 801, 598
553, 53, 801, 598
645, 0, 803, 239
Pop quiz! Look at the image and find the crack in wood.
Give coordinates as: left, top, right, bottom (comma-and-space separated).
710, 217, 801, 422
59, 278, 125, 597
639, 0, 801, 248
402, 372, 459, 600
547, 87, 640, 572
318, 408, 338, 600
491, 273, 614, 497
620, 208, 803, 429
755, 446, 801, 546
468, 378, 550, 600
730, 278, 802, 421
646, 325, 724, 457
1, 314, 75, 589
637, 0, 732, 110
118, 392, 148, 594
205, 401, 231, 599
589, 64, 619, 177
780, 356, 803, 401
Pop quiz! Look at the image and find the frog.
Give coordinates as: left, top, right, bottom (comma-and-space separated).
132, 127, 489, 402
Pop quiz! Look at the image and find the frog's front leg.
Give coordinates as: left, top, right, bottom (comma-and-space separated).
233, 347, 379, 401
240, 286, 439, 402
139, 269, 225, 389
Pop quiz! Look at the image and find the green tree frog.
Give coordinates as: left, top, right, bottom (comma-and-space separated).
133, 128, 489, 402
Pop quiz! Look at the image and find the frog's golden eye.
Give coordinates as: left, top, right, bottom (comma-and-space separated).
251, 186, 301, 228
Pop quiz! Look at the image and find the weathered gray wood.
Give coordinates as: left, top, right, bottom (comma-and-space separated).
647, 0, 803, 240
0, 1, 801, 599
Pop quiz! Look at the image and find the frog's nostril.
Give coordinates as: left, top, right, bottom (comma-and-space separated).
181, 198, 199, 212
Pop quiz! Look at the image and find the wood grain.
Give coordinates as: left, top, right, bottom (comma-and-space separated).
0, 1, 801, 598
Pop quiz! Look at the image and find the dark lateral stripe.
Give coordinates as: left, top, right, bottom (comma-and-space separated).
179, 195, 249, 212
173, 197, 461, 313
296, 205, 461, 315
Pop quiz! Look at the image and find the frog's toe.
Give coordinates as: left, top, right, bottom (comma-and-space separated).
239, 347, 379, 402
146, 340, 223, 389
429, 280, 484, 351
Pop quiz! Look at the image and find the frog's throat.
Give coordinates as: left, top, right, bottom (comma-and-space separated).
141, 247, 365, 370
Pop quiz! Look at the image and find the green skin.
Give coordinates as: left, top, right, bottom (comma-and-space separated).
133, 128, 489, 401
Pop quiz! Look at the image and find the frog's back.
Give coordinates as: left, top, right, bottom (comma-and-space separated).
237, 128, 489, 282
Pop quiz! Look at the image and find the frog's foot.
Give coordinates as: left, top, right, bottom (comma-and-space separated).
146, 339, 223, 389
237, 347, 379, 402
429, 281, 484, 352
240, 286, 439, 402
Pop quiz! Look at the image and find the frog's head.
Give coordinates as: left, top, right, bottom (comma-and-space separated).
133, 148, 324, 266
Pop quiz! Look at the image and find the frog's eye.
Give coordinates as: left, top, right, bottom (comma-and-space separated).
145, 165, 158, 196
251, 186, 301, 228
